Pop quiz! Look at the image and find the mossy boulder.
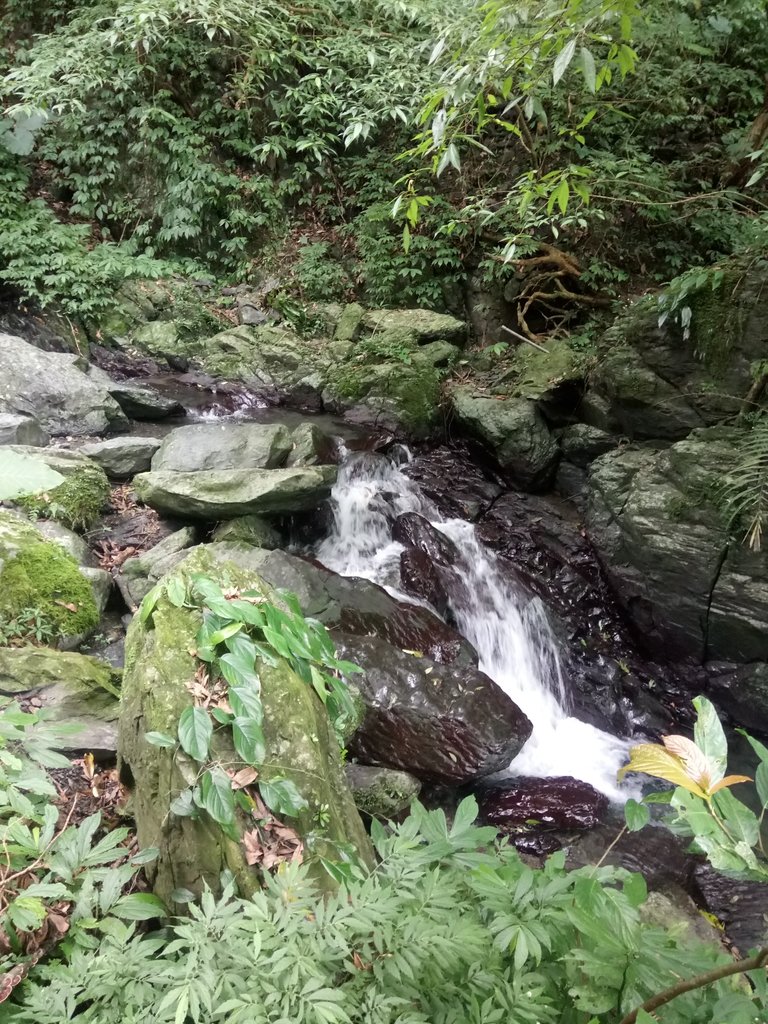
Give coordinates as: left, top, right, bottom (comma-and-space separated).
0, 511, 99, 643
211, 515, 282, 549
360, 308, 466, 346
7, 447, 110, 530
151, 422, 293, 473
134, 465, 337, 520
591, 257, 768, 439
344, 764, 421, 818
118, 548, 372, 905
0, 646, 120, 755
449, 387, 559, 489
587, 426, 768, 663
504, 338, 585, 403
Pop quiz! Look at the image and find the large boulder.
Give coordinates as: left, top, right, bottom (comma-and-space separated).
0, 413, 48, 447
335, 633, 533, 785
323, 347, 455, 438
6, 446, 111, 530
587, 427, 768, 662
118, 549, 371, 904
590, 260, 768, 440
81, 436, 162, 479
0, 511, 99, 644
151, 422, 293, 472
133, 466, 337, 519
0, 333, 128, 436
0, 647, 120, 756
449, 387, 559, 489
360, 308, 466, 345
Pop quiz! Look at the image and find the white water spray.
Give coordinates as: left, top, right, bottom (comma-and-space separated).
317, 452, 632, 801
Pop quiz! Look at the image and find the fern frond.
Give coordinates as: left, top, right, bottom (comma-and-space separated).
722, 416, 768, 551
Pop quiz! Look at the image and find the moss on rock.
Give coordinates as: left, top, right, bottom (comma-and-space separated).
0, 511, 99, 641
17, 462, 110, 531
119, 547, 372, 906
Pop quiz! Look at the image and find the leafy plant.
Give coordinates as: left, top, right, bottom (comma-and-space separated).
7, 795, 768, 1021
140, 574, 361, 833
722, 414, 768, 551
0, 698, 163, 992
0, 451, 64, 502
0, 607, 59, 648
621, 695, 768, 881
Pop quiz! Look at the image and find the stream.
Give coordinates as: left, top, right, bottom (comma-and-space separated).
316, 450, 633, 800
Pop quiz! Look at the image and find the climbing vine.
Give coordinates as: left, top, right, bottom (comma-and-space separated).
139, 574, 361, 835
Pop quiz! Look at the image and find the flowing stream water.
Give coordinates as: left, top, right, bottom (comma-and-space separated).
317, 450, 633, 801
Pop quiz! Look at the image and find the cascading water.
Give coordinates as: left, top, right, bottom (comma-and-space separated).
317, 450, 633, 801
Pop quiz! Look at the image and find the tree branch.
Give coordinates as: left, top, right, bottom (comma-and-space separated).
618, 946, 768, 1024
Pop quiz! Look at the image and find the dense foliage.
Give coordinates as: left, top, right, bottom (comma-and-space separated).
6, 796, 768, 1023
1, 0, 767, 317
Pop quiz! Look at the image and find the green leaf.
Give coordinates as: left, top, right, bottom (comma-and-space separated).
145, 731, 176, 748
580, 46, 597, 93
232, 717, 266, 765
623, 871, 647, 907
112, 893, 166, 921
260, 777, 308, 817
624, 798, 650, 832
552, 37, 577, 85
139, 582, 164, 625
170, 788, 197, 817
198, 767, 235, 825
7, 896, 46, 932
177, 706, 212, 762
229, 684, 263, 723
693, 696, 727, 782
208, 621, 243, 646
757, 762, 768, 808
165, 577, 187, 608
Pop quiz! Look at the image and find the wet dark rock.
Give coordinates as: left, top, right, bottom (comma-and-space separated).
692, 865, 768, 953
201, 545, 477, 666
336, 634, 532, 785
89, 343, 160, 380
404, 443, 503, 520
706, 661, 768, 735
568, 818, 694, 892
399, 548, 451, 619
107, 383, 185, 420
588, 428, 768, 663
478, 776, 609, 831
392, 512, 459, 566
449, 387, 559, 490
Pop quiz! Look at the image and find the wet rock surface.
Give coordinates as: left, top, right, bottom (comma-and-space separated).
336, 634, 533, 785
477, 776, 609, 831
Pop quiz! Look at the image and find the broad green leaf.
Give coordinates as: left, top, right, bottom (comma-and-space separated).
7, 896, 46, 932
692, 696, 727, 783
177, 706, 212, 762
229, 684, 263, 723
260, 777, 308, 817
0, 449, 65, 500
145, 731, 176, 748
580, 46, 597, 93
139, 582, 164, 625
623, 798, 650, 832
712, 788, 760, 848
757, 762, 768, 808
552, 37, 577, 85
198, 767, 235, 825
208, 621, 243, 646
623, 871, 647, 907
232, 716, 266, 765
112, 893, 166, 921
170, 787, 197, 817
165, 577, 187, 608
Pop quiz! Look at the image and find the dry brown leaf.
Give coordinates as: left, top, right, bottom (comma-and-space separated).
54, 600, 78, 614
230, 767, 259, 790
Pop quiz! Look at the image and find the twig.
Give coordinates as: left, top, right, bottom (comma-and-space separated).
618, 946, 768, 1024
591, 825, 626, 874
500, 325, 548, 351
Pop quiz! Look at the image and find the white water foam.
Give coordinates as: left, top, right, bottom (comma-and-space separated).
317, 452, 632, 801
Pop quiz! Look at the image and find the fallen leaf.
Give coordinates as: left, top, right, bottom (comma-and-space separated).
230, 767, 259, 790
54, 600, 78, 614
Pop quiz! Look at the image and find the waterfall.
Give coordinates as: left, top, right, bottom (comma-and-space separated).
317, 452, 632, 801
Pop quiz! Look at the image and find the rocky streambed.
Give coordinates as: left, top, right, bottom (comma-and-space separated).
1, 281, 767, 942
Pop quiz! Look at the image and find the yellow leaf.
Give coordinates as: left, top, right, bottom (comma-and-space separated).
709, 774, 752, 795
618, 743, 709, 798
402, 649, 423, 658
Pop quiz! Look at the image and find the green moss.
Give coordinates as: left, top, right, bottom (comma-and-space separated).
18, 464, 110, 531
0, 540, 99, 640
